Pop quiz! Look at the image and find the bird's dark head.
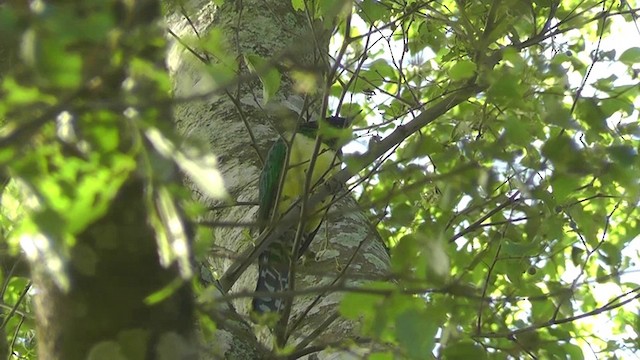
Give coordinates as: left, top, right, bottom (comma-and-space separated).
299, 116, 352, 149
323, 116, 351, 129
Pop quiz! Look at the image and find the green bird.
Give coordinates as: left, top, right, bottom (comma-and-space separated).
252, 116, 350, 315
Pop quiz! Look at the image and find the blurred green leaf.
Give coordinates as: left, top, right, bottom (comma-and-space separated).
339, 288, 380, 320
358, 0, 389, 23
449, 60, 477, 81
87, 341, 127, 360
396, 309, 438, 358
442, 341, 488, 360
564, 343, 585, 360
619, 47, 640, 65
368, 352, 394, 360
145, 128, 229, 200
244, 54, 281, 104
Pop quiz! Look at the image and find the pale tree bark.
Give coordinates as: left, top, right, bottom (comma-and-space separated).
167, 0, 390, 358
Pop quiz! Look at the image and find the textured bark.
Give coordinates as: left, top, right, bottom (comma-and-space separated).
31, 180, 195, 360
168, 0, 390, 358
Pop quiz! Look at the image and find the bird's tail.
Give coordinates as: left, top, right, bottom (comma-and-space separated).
252, 251, 289, 314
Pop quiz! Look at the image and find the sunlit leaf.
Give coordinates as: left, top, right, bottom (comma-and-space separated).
619, 47, 640, 65
245, 54, 281, 103
145, 127, 229, 200
448, 60, 477, 81
152, 186, 192, 277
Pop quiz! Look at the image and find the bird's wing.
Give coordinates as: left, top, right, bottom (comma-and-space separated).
258, 138, 287, 231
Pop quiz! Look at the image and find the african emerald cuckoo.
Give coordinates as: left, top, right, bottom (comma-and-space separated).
252, 116, 350, 315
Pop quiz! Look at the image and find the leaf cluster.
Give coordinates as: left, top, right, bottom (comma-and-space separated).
330, 0, 640, 358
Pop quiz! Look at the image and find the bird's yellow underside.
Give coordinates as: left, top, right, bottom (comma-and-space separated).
277, 133, 339, 232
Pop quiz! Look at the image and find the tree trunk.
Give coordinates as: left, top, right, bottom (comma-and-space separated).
24, 1, 196, 359
32, 180, 195, 360
168, 0, 390, 357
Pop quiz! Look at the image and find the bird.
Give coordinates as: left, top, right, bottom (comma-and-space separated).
252, 115, 350, 317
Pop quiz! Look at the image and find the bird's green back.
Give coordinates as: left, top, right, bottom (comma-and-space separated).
257, 118, 349, 229
257, 138, 287, 231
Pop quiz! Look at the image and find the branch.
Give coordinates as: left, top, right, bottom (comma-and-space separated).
218, 82, 485, 292
474, 286, 640, 339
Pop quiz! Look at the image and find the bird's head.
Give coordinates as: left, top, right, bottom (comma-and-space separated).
299, 115, 352, 149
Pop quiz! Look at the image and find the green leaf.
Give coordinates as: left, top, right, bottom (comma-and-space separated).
291, 0, 304, 11
2, 79, 36, 105
576, 98, 608, 135
442, 341, 488, 360
542, 134, 589, 174
598, 242, 621, 266
424, 237, 450, 284
601, 97, 634, 117
206, 62, 236, 87
316, 0, 343, 19
144, 277, 185, 305
502, 239, 538, 257
571, 246, 584, 266
396, 309, 438, 359
198, 28, 237, 86
87, 341, 127, 360
369, 59, 397, 80
619, 47, 640, 65
117, 329, 149, 360
368, 352, 393, 360
86, 122, 120, 152
66, 156, 135, 234
339, 289, 380, 319
152, 186, 192, 277
244, 54, 281, 104
0, 145, 15, 165
487, 72, 525, 104
563, 343, 585, 360
504, 117, 530, 147
449, 60, 477, 81
39, 39, 83, 88
550, 175, 581, 202
359, 0, 389, 23
607, 145, 637, 164
145, 127, 229, 200
391, 234, 426, 279
503, 259, 528, 285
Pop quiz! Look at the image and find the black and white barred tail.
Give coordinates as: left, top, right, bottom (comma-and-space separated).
252, 251, 289, 314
